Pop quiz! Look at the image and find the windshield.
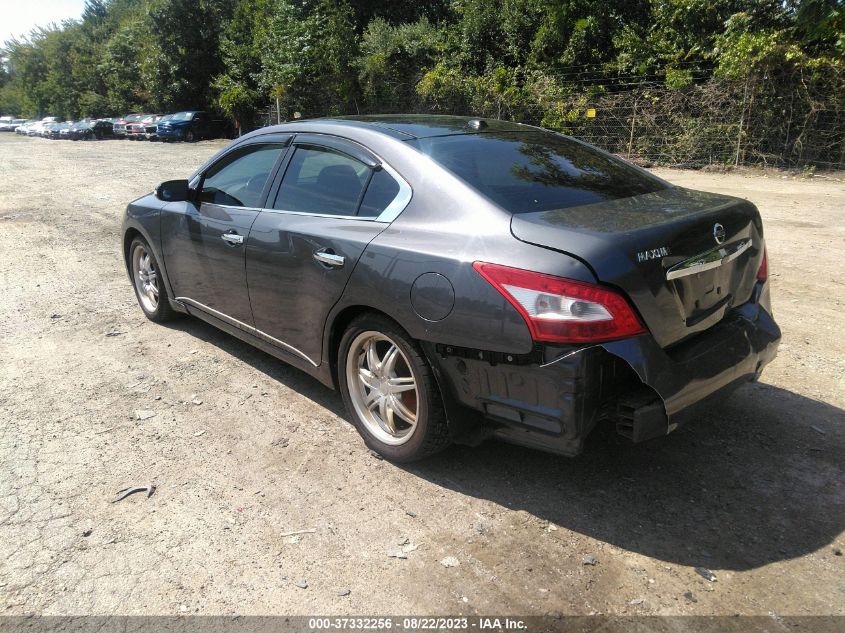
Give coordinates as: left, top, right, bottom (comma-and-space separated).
408, 130, 667, 214
170, 112, 195, 121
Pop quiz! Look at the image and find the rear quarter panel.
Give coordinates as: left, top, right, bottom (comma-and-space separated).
322, 136, 598, 360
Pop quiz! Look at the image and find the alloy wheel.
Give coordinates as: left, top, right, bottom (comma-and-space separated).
132, 243, 159, 313
345, 331, 419, 446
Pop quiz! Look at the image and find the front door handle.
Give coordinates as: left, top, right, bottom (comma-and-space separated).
313, 249, 345, 268
221, 231, 244, 246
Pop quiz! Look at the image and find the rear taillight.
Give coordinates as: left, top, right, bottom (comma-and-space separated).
757, 248, 768, 282
473, 262, 647, 344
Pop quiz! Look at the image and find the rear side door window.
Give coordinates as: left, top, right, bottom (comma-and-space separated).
199, 143, 288, 208
271, 144, 404, 218
272, 146, 369, 216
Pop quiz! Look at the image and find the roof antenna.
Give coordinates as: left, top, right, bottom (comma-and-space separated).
467, 119, 487, 130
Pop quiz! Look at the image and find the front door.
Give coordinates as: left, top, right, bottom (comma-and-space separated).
246, 136, 408, 365
160, 140, 290, 326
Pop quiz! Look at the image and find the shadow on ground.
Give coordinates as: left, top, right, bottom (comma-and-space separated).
171, 316, 845, 572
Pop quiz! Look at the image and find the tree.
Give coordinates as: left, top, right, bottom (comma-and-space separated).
259, 0, 357, 117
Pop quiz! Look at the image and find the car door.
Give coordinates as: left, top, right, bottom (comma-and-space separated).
160, 137, 291, 326
246, 135, 411, 366
192, 112, 212, 139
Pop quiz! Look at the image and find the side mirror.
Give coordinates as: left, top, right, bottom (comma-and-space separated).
155, 179, 191, 202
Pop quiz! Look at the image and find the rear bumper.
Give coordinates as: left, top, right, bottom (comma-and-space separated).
428, 282, 780, 456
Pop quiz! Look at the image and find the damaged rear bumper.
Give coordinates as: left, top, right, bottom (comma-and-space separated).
428, 283, 781, 456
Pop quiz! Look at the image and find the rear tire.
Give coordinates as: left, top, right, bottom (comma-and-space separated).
184, 129, 195, 142
338, 314, 450, 462
128, 236, 178, 323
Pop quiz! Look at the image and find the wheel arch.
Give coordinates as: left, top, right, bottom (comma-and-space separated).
121, 218, 181, 311
326, 305, 396, 390
324, 303, 483, 444
122, 227, 143, 272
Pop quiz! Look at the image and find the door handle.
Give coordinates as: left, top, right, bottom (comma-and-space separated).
313, 249, 345, 268
221, 231, 244, 246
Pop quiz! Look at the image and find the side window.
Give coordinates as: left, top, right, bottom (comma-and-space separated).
358, 168, 401, 218
200, 144, 287, 208
273, 146, 370, 216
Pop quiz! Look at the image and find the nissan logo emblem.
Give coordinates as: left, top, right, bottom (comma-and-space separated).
713, 223, 726, 245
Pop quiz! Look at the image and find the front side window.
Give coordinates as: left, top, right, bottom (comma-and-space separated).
200, 144, 287, 208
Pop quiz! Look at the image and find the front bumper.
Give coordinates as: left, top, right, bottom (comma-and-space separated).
156, 127, 184, 140
428, 282, 781, 456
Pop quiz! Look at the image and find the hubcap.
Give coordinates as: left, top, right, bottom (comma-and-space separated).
346, 331, 419, 446
132, 244, 159, 313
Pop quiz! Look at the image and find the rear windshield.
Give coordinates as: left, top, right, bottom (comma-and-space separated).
408, 130, 666, 213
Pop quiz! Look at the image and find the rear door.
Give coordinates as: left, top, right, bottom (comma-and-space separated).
246, 134, 409, 366
160, 137, 291, 325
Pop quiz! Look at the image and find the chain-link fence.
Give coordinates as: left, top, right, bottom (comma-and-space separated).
261, 68, 845, 170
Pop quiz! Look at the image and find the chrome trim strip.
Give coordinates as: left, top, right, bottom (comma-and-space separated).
175, 296, 319, 367
666, 238, 753, 281
373, 161, 413, 223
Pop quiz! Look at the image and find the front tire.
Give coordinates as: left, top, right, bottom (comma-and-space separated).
184, 129, 195, 142
129, 236, 178, 322
338, 314, 450, 462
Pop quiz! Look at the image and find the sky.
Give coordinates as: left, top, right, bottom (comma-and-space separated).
1, 0, 88, 46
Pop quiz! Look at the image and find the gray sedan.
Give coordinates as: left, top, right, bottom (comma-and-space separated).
121, 115, 779, 461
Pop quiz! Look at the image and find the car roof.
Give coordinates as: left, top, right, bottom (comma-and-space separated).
254, 114, 530, 140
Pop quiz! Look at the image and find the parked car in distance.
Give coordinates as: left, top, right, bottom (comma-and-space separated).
27, 117, 60, 137
47, 122, 72, 139
113, 113, 151, 138
122, 115, 780, 462
78, 119, 115, 140
16, 121, 35, 134
0, 118, 27, 132
147, 114, 173, 140
41, 122, 60, 138
66, 119, 90, 140
156, 111, 224, 142
127, 115, 161, 140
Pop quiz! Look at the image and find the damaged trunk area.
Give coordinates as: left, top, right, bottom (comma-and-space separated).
432, 280, 779, 456
431, 342, 667, 456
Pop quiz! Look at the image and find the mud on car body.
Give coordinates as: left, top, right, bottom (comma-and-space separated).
121, 115, 780, 461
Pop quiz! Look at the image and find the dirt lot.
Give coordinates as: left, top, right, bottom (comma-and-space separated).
0, 133, 843, 618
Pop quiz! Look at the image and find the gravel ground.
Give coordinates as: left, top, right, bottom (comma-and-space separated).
0, 133, 843, 617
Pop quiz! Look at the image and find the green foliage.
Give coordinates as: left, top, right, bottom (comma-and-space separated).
355, 18, 443, 109
0, 0, 841, 170
665, 67, 694, 89
258, 0, 357, 116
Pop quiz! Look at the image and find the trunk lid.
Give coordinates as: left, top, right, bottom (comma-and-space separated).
510, 187, 766, 348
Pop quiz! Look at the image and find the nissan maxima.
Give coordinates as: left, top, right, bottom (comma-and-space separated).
121, 115, 780, 462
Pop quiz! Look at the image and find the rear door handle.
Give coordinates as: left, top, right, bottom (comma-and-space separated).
221, 231, 244, 246
313, 249, 345, 268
